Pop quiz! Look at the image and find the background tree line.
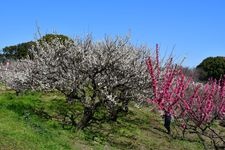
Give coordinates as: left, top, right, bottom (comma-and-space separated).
0, 34, 70, 60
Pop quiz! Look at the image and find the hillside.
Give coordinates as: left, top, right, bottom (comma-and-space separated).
0, 87, 204, 150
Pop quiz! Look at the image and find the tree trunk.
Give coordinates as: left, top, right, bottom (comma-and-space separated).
77, 107, 94, 129
76, 101, 102, 129
164, 111, 171, 134
109, 107, 118, 121
16, 90, 20, 96
66, 90, 80, 104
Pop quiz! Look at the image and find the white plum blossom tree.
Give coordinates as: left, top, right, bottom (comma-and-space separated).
0, 60, 34, 94
0, 34, 152, 129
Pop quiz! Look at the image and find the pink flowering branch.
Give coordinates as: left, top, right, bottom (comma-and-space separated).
146, 44, 225, 148
146, 44, 188, 115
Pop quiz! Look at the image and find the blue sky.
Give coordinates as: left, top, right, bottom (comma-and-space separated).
0, 0, 225, 67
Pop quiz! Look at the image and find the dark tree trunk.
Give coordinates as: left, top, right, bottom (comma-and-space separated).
109, 107, 118, 121
108, 101, 129, 122
77, 101, 102, 129
164, 111, 171, 134
66, 90, 80, 104
77, 107, 93, 129
16, 90, 20, 96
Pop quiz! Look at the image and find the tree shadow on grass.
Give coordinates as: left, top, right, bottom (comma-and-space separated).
79, 109, 169, 149
82, 121, 137, 149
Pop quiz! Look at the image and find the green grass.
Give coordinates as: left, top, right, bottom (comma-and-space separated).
0, 89, 204, 150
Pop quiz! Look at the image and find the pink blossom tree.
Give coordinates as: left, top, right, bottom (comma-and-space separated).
179, 79, 225, 149
146, 44, 225, 149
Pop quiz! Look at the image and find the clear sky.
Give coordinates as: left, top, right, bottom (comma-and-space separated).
0, 0, 225, 67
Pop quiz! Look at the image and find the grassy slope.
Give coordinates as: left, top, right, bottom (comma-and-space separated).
0, 88, 203, 150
